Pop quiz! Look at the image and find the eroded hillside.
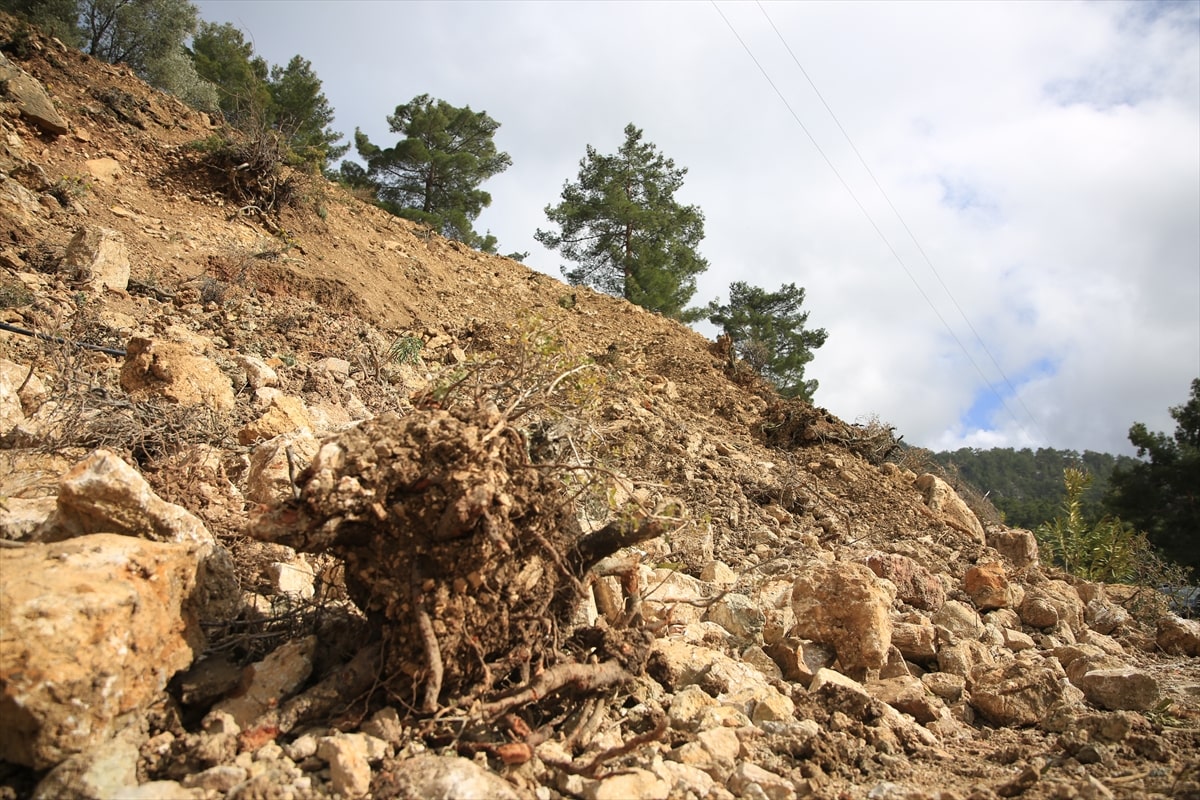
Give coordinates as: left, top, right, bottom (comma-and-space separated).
1, 17, 1199, 800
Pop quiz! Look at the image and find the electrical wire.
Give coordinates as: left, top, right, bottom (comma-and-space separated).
710, 0, 1043, 443
754, 1, 1048, 443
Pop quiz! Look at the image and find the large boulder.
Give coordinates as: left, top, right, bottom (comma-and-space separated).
969, 655, 1084, 726
0, 534, 206, 768
791, 561, 895, 678
865, 552, 945, 611
0, 51, 70, 134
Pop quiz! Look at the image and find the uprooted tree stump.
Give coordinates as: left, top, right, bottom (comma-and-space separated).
250, 404, 666, 716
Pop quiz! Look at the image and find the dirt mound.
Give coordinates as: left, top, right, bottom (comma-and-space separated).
1, 15, 1199, 800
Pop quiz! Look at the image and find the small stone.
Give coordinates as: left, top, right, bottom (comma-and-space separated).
317, 733, 371, 798
1157, 615, 1200, 656
584, 768, 669, 800
728, 761, 796, 800
964, 563, 1011, 610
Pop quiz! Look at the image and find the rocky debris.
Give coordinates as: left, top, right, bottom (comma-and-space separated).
44, 448, 213, 545
0, 17, 1197, 798
913, 473, 986, 543
791, 561, 896, 679
0, 534, 205, 768
62, 225, 130, 292
120, 337, 235, 412
0, 51, 70, 134
1157, 614, 1200, 656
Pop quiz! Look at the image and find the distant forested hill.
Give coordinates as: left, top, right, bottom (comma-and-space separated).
927, 447, 1140, 531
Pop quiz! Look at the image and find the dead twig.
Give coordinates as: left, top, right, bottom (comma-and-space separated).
478, 659, 631, 721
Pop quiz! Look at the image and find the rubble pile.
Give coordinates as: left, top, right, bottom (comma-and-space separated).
1, 15, 1198, 800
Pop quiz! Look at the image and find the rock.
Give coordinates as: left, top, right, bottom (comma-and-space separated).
0, 357, 45, 414
931, 600, 983, 640
1003, 628, 1036, 652
245, 428, 321, 505
209, 635, 317, 728
63, 226, 130, 292
705, 592, 765, 642
0, 495, 56, 539
46, 449, 213, 545
584, 768, 670, 800
317, 732, 372, 798
741, 644, 784, 681
987, 528, 1040, 569
268, 557, 316, 599
969, 656, 1083, 726
790, 561, 896, 678
0, 359, 29, 435
120, 337, 235, 412
1018, 581, 1084, 633
868, 675, 944, 723
891, 621, 938, 663
0, 534, 204, 768
964, 562, 1011, 610
1076, 667, 1161, 711
30, 724, 143, 800
0, 51, 70, 134
237, 394, 313, 445
1156, 615, 1200, 656
865, 552, 945, 611
728, 762, 797, 800
237, 354, 279, 391
83, 157, 122, 182
913, 474, 985, 543
371, 753, 521, 799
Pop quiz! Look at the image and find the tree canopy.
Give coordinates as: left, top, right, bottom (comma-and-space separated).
707, 281, 827, 401
188, 20, 268, 125
535, 124, 708, 320
351, 94, 512, 249
1104, 378, 1200, 572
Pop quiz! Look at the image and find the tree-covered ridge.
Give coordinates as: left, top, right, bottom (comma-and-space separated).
927, 446, 1138, 531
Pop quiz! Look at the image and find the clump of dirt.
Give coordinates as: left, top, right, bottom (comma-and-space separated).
251, 404, 665, 714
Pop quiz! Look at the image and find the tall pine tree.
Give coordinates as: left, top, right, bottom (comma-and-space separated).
707, 282, 827, 401
353, 94, 511, 248
535, 124, 707, 320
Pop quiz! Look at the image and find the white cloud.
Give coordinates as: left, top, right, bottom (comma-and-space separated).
195, 0, 1200, 454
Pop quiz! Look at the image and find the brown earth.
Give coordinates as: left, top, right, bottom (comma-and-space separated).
1, 16, 1198, 800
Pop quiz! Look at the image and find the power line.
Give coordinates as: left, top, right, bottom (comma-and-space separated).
709, 0, 1041, 443
754, 1, 1048, 442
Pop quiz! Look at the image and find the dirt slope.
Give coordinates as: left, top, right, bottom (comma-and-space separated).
1, 17, 1198, 800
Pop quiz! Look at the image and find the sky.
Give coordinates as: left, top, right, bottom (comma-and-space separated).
194, 0, 1200, 456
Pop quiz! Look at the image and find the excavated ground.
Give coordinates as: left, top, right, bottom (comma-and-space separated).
1, 17, 1198, 800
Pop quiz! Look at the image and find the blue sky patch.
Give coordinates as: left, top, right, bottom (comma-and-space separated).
962, 356, 1060, 432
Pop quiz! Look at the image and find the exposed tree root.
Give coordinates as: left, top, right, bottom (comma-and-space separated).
478, 659, 632, 721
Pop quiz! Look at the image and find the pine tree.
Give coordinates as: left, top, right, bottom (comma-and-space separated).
353, 94, 512, 248
707, 281, 828, 401
535, 124, 707, 319
188, 21, 269, 126
80, 0, 196, 79
1105, 378, 1200, 571
266, 55, 347, 169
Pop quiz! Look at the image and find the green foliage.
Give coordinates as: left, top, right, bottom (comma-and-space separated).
188, 24, 343, 172
266, 55, 347, 168
353, 94, 512, 249
928, 446, 1134, 530
1036, 468, 1152, 582
535, 124, 708, 320
1, 0, 84, 47
81, 0, 197, 78
1104, 378, 1200, 572
143, 44, 216, 111
188, 21, 269, 125
707, 281, 827, 402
